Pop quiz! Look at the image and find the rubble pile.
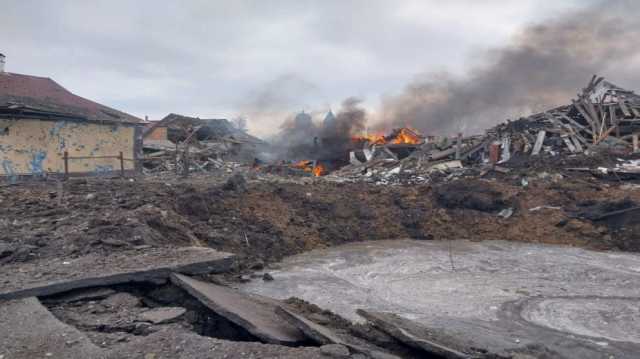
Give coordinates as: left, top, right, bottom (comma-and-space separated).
328, 76, 640, 184
142, 113, 267, 175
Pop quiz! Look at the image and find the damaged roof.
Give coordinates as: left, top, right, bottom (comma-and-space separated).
145, 113, 266, 144
0, 72, 142, 124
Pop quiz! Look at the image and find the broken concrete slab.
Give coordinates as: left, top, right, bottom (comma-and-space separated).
170, 273, 306, 345
139, 307, 186, 324
357, 308, 640, 359
0, 297, 103, 359
275, 306, 401, 359
40, 287, 116, 305
275, 306, 342, 345
104, 326, 332, 359
356, 310, 472, 359
0, 246, 234, 300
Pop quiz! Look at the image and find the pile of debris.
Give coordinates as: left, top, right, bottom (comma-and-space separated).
142, 113, 267, 175
328, 76, 640, 184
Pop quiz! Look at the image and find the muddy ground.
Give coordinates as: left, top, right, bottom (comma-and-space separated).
1, 159, 640, 358
1, 167, 639, 273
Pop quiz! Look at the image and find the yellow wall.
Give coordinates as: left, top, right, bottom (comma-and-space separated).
0, 118, 137, 176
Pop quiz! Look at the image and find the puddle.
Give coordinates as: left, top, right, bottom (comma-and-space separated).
238, 239, 640, 339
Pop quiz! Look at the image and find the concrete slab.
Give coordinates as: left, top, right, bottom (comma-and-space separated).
43, 287, 117, 304
104, 326, 332, 359
240, 240, 640, 358
0, 297, 103, 359
170, 273, 306, 345
275, 306, 341, 345
0, 246, 234, 300
357, 310, 482, 359
358, 307, 640, 359
276, 306, 401, 359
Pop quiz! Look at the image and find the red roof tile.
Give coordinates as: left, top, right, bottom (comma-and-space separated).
0, 72, 141, 123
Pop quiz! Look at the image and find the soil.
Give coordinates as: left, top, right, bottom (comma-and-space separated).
2, 163, 640, 358
1, 168, 639, 272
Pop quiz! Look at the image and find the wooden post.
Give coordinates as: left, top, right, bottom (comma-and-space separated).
119, 152, 125, 178
63, 151, 69, 180
633, 134, 639, 153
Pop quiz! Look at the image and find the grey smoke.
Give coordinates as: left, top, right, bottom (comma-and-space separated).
240, 74, 322, 116
268, 97, 368, 160
377, 0, 640, 136
321, 97, 367, 141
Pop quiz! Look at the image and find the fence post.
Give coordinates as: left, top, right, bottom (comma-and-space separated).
119, 152, 125, 178
63, 151, 69, 180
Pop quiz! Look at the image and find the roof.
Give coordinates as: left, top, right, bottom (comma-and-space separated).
144, 113, 266, 145
0, 72, 142, 123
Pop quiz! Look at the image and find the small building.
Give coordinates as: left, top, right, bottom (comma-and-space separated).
0, 54, 143, 179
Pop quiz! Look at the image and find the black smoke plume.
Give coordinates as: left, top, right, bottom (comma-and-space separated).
378, 1, 640, 135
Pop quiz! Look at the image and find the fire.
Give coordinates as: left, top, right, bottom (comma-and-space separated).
313, 163, 326, 177
390, 128, 422, 145
292, 160, 314, 171
352, 128, 423, 145
291, 160, 326, 176
354, 133, 386, 145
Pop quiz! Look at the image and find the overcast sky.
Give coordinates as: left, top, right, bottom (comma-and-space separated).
1, 0, 595, 136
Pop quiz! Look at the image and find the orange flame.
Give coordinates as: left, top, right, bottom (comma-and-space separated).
352, 128, 422, 145
355, 134, 386, 144
291, 160, 326, 176
390, 128, 422, 144
313, 163, 326, 177
291, 160, 314, 171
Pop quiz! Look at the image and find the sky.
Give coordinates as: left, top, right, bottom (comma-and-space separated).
0, 0, 609, 136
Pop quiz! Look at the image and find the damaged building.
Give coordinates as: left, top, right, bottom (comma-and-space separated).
142, 113, 267, 174
0, 54, 142, 180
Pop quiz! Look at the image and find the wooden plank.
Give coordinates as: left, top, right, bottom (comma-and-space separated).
562, 135, 576, 152
571, 136, 584, 152
619, 101, 632, 117
595, 125, 618, 145
584, 99, 600, 123
572, 100, 597, 143
532, 130, 546, 155
609, 105, 620, 138
557, 114, 593, 135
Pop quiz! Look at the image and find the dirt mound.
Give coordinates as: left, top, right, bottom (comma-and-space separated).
1, 173, 639, 270
572, 198, 640, 251
434, 179, 511, 212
